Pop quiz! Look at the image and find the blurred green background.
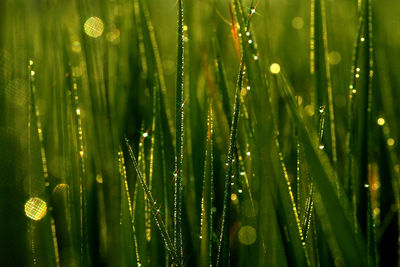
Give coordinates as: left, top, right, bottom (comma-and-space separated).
1, 0, 400, 266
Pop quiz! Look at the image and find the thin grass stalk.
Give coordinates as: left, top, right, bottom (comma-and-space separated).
346, 4, 364, 231
125, 138, 179, 265
174, 0, 185, 264
278, 72, 367, 265
216, 59, 244, 267
200, 101, 214, 267
28, 61, 61, 267
139, 0, 174, 137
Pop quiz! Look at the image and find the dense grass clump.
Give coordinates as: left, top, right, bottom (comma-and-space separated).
1, 0, 400, 266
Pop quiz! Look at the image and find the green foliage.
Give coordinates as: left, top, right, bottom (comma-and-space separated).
1, 0, 399, 266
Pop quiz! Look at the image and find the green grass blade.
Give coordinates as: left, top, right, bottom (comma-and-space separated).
200, 100, 215, 267
278, 73, 367, 266
125, 138, 179, 265
217, 59, 244, 267
174, 1, 185, 264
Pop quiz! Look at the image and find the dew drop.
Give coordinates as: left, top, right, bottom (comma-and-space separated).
319, 144, 325, 150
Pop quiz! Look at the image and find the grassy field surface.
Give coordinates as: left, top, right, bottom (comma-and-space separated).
1, 0, 400, 266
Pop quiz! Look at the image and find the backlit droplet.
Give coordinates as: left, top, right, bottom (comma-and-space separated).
246, 151, 251, 156
248, 39, 253, 44
360, 37, 365, 42
84, 17, 104, 38
25, 197, 47, 221
377, 118, 385, 126
319, 144, 325, 150
246, 86, 251, 91
270, 63, 280, 74
253, 55, 258, 60
246, 32, 250, 36
238, 226, 257, 245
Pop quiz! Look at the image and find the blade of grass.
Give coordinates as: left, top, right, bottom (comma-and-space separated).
174, 0, 185, 265
125, 138, 179, 265
200, 100, 215, 267
278, 72, 367, 266
216, 59, 244, 267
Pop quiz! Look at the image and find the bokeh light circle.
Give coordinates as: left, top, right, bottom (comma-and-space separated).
84, 17, 104, 38
238, 225, 257, 245
25, 197, 47, 221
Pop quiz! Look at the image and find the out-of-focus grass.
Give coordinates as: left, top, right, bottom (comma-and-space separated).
1, 0, 400, 266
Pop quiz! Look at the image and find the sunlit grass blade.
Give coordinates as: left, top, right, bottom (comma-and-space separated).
200, 100, 215, 267
125, 138, 179, 265
217, 59, 244, 267
278, 73, 367, 265
174, 0, 185, 265
311, 0, 337, 173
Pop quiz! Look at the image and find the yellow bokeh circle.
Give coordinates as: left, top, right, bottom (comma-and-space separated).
84, 17, 104, 38
25, 197, 47, 221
